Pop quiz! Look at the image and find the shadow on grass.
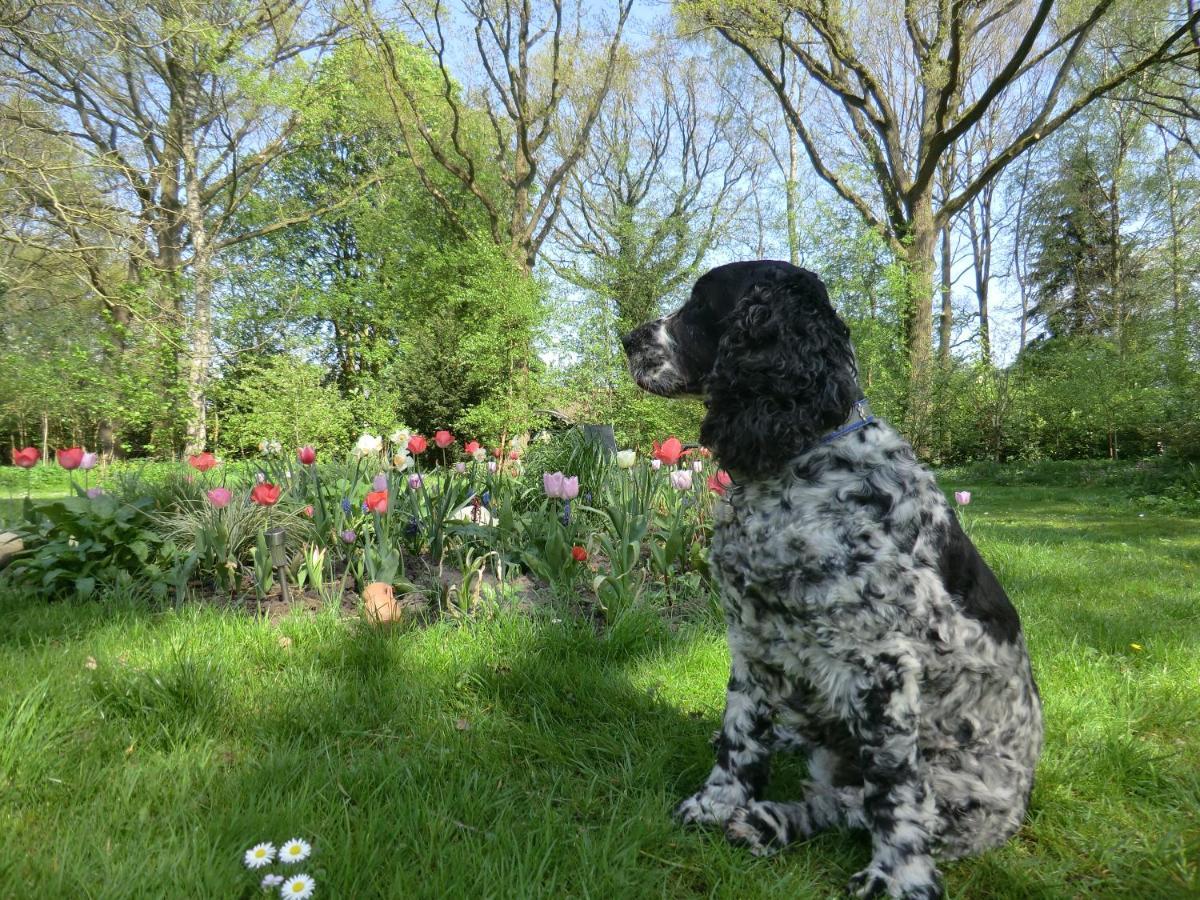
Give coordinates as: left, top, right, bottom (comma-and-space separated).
10, 600, 1182, 898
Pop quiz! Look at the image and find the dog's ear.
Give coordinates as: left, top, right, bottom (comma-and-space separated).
700, 271, 859, 478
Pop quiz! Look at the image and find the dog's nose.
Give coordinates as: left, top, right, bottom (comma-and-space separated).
619, 330, 635, 352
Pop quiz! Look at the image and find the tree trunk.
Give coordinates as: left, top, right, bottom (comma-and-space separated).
786, 118, 800, 266
182, 131, 213, 455
41, 412, 49, 465
938, 222, 952, 365
904, 195, 937, 454
977, 276, 991, 364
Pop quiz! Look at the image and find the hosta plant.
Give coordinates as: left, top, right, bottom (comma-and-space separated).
4, 493, 168, 599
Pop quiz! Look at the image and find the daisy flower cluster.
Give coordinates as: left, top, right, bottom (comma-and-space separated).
243, 838, 315, 897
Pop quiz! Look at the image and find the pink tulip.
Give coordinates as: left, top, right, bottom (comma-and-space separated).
561, 475, 580, 500
407, 473, 423, 491
297, 446, 316, 465
207, 487, 232, 508
57, 447, 84, 470
707, 470, 733, 496
434, 430, 454, 449
955, 491, 971, 506
79, 451, 99, 470
455, 462, 467, 475
543, 472, 565, 499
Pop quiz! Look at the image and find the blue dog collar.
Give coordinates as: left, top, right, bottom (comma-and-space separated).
820, 398, 875, 444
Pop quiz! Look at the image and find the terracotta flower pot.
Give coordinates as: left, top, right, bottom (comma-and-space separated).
362, 581, 400, 625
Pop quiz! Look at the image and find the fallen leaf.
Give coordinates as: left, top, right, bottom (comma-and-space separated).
455, 718, 471, 731
84, 656, 98, 670
278, 636, 293, 649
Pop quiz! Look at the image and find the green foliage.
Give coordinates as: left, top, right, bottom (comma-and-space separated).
220, 40, 544, 444
153, 493, 310, 594
3, 492, 167, 599
213, 355, 354, 455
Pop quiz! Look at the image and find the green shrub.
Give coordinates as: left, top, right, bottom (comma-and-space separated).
3, 493, 168, 599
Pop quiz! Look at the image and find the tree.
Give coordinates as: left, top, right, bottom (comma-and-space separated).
353, 0, 634, 274
550, 38, 759, 334
219, 40, 546, 440
1026, 123, 1149, 345
0, 0, 345, 453
682, 0, 1200, 447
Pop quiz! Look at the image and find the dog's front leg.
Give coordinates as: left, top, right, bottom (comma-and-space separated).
846, 652, 944, 900
674, 648, 773, 828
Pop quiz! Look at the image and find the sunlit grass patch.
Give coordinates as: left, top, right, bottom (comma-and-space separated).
1, 476, 1197, 897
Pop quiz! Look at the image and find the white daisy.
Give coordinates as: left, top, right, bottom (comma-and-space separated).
280, 873, 316, 898
261, 873, 285, 888
243, 842, 276, 869
279, 838, 311, 863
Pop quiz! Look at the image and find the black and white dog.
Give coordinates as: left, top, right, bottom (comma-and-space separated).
621, 261, 1042, 899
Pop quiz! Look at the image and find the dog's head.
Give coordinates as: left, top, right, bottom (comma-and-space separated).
620, 260, 860, 477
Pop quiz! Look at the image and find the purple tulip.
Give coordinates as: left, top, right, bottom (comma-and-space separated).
487, 461, 498, 474
374, 473, 388, 491
454, 462, 467, 475
79, 451, 99, 470
86, 486, 104, 498
407, 473, 423, 491
955, 491, 971, 506
340, 529, 357, 544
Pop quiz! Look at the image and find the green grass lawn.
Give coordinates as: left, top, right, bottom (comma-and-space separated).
1, 479, 1197, 898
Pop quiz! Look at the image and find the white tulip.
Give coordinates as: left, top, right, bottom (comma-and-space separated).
355, 433, 383, 457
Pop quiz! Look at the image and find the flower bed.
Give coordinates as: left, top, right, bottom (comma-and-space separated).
2, 429, 732, 621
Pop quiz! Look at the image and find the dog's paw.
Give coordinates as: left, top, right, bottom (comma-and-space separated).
673, 789, 738, 828
846, 857, 943, 899
724, 803, 788, 857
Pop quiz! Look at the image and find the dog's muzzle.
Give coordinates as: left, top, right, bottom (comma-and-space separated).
621, 319, 690, 397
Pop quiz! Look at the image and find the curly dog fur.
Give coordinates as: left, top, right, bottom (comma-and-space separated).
621, 260, 1043, 899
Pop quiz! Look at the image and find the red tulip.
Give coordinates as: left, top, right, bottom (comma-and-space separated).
11, 447, 38, 468
434, 430, 454, 449
365, 490, 389, 514
571, 545, 588, 562
250, 483, 281, 506
188, 452, 218, 472
407, 435, 427, 454
652, 437, 683, 466
464, 440, 481, 455
297, 445, 316, 465
707, 470, 733, 496
57, 447, 84, 470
